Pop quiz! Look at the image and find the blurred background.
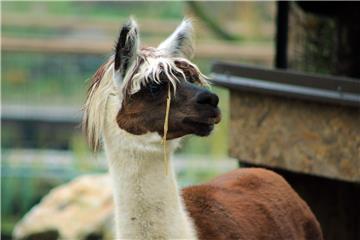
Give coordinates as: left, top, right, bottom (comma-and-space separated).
3, 1, 360, 240
1, 1, 275, 238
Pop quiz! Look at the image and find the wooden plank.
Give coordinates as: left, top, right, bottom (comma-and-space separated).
1, 104, 81, 123
2, 13, 274, 38
229, 91, 360, 183
2, 14, 179, 34
1, 37, 273, 62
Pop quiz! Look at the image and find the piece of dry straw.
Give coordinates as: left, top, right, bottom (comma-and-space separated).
162, 84, 171, 175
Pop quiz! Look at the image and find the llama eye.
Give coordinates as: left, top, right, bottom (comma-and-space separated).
148, 82, 162, 95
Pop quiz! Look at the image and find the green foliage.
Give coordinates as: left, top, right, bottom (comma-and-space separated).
2, 52, 103, 105
3, 1, 184, 20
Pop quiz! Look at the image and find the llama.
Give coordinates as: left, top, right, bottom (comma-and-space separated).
83, 18, 323, 240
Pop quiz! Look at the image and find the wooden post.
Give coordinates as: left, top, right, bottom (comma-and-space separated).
288, 2, 360, 78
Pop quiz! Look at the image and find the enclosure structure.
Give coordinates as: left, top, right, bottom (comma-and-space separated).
211, 61, 360, 240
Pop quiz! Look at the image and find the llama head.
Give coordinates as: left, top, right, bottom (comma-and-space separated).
83, 18, 221, 151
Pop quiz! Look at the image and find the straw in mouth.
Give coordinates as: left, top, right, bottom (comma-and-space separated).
162, 84, 171, 175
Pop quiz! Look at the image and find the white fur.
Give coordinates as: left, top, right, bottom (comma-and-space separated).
158, 19, 194, 59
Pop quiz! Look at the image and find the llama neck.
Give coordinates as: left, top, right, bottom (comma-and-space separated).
102, 96, 197, 239
104, 140, 197, 239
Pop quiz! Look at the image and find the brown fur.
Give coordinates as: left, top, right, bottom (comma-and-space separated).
182, 168, 323, 240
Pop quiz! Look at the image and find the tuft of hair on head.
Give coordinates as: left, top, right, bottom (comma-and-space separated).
157, 18, 194, 59
113, 17, 140, 87
82, 58, 114, 152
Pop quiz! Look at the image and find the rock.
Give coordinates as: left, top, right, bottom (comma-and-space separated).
13, 174, 115, 240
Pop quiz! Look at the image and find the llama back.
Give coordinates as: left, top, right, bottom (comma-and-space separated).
182, 168, 323, 240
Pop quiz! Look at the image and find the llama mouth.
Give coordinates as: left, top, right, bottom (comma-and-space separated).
182, 118, 216, 136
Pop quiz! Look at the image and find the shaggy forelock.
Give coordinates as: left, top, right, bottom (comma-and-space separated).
121, 48, 208, 97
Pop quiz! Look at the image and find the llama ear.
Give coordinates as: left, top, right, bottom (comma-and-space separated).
157, 19, 194, 59
114, 18, 140, 80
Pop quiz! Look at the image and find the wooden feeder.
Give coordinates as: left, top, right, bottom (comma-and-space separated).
211, 61, 360, 240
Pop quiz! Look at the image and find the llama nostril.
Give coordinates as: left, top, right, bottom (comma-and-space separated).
196, 91, 219, 107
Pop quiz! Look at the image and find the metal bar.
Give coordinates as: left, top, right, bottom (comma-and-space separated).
211, 61, 360, 107
212, 61, 360, 91
211, 73, 360, 107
